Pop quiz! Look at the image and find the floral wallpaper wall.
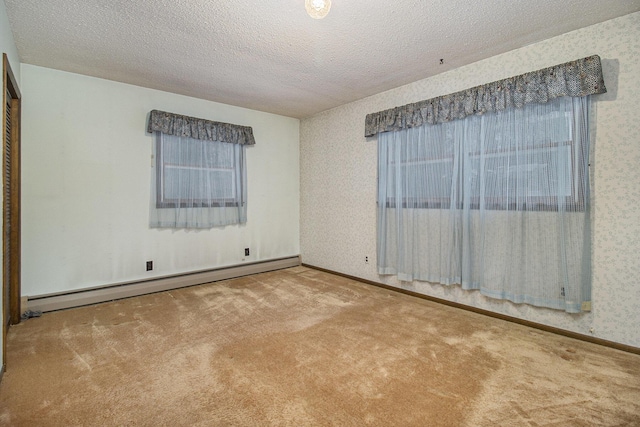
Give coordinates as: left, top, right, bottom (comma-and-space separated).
300, 12, 640, 348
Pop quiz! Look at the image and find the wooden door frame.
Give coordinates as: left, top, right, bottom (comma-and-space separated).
2, 53, 21, 373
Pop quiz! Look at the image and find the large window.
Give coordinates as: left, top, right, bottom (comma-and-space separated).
377, 96, 592, 313
385, 101, 587, 212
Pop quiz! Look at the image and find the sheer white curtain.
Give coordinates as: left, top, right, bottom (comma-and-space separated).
377, 96, 591, 313
150, 132, 247, 229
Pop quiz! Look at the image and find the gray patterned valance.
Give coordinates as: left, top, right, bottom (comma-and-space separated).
147, 110, 256, 145
365, 55, 606, 137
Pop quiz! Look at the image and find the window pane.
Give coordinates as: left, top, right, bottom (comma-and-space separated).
163, 166, 235, 201
468, 144, 572, 208
162, 136, 234, 168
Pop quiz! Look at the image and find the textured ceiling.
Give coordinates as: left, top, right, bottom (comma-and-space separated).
4, 0, 640, 118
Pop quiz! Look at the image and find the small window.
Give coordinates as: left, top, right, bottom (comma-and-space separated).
155, 132, 244, 209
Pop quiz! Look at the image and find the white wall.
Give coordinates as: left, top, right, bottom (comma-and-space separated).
1, 0, 21, 365
21, 65, 300, 296
300, 12, 640, 348
0, 0, 19, 84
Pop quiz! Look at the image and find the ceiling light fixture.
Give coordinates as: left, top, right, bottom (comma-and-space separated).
305, 0, 331, 19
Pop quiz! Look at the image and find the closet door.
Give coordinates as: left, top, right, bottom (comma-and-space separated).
2, 54, 21, 372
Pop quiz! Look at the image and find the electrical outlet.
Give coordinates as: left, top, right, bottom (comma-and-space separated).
245, 248, 250, 256
365, 256, 369, 264
146, 261, 153, 271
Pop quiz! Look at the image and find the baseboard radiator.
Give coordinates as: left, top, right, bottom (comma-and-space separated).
27, 256, 301, 313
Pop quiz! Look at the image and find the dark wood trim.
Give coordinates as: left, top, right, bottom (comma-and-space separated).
3, 54, 21, 326
2, 53, 22, 373
8, 95, 20, 325
3, 55, 20, 100
302, 263, 640, 356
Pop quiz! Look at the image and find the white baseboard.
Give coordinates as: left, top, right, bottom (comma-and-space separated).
27, 256, 300, 313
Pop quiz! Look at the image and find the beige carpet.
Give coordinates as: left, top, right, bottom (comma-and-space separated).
1, 266, 639, 426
